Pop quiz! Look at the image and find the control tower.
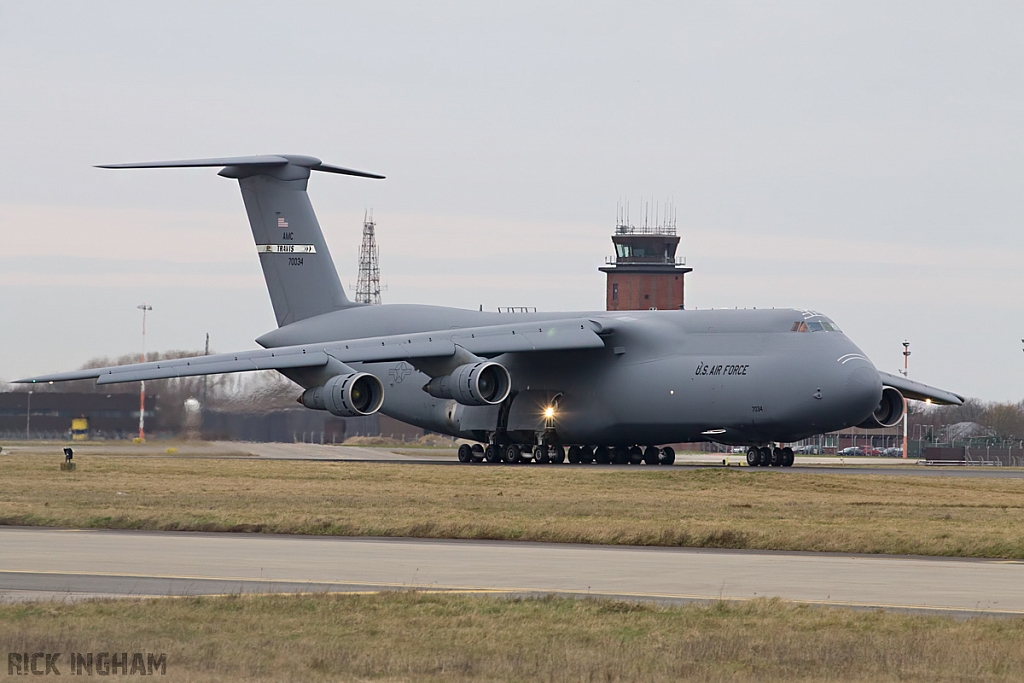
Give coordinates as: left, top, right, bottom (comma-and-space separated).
599, 203, 692, 311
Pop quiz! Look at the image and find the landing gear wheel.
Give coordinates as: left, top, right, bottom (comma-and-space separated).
471, 444, 485, 462
458, 444, 473, 463
782, 447, 794, 467
613, 447, 630, 465
580, 447, 595, 464
643, 446, 660, 465
758, 447, 772, 467
550, 445, 566, 464
659, 446, 675, 465
484, 444, 501, 462
629, 446, 644, 464
567, 445, 582, 464
746, 448, 759, 467
770, 448, 783, 467
594, 446, 611, 464
534, 445, 550, 464
503, 444, 522, 464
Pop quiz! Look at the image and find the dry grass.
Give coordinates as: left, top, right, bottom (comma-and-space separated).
3, 592, 1024, 682
1, 454, 1024, 557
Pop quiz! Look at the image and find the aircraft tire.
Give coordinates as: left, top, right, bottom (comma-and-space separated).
771, 448, 783, 467
746, 448, 759, 467
782, 447, 794, 467
629, 446, 644, 464
612, 447, 630, 465
567, 446, 581, 464
758, 447, 772, 467
471, 444, 485, 462
484, 444, 501, 463
659, 446, 676, 465
457, 444, 473, 463
643, 446, 660, 465
595, 446, 611, 464
534, 445, 550, 464
550, 445, 566, 464
503, 444, 522, 464
580, 446, 595, 464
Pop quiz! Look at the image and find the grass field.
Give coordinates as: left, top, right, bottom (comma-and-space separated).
2, 453, 1023, 557
4, 592, 1024, 682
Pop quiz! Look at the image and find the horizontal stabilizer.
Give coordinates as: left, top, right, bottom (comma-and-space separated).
97, 155, 384, 179
15, 320, 605, 387
879, 371, 964, 406
97, 156, 292, 169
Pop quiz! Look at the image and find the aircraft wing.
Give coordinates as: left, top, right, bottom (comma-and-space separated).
15, 319, 605, 386
879, 371, 964, 406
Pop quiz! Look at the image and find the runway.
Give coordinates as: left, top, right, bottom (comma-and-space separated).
2, 528, 1022, 615
7, 441, 1023, 478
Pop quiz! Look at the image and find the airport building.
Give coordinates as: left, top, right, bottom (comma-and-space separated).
0, 391, 157, 440
201, 409, 421, 443
0, 389, 424, 444
599, 207, 692, 311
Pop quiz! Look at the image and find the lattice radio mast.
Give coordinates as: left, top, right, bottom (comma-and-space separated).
355, 210, 382, 305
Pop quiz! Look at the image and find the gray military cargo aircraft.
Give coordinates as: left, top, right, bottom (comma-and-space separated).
17, 155, 964, 467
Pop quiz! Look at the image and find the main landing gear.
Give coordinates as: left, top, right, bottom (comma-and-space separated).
745, 446, 794, 467
458, 443, 676, 466
457, 444, 486, 463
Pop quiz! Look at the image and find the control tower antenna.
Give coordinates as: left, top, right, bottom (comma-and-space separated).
355, 210, 382, 305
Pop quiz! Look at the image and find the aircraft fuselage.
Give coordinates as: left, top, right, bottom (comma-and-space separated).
258, 304, 881, 446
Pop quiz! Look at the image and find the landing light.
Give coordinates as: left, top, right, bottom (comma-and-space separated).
543, 407, 555, 419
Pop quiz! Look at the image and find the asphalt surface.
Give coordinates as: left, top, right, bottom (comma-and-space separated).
5, 441, 1023, 477
2, 528, 1022, 616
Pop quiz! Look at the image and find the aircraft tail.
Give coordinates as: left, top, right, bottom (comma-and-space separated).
98, 155, 385, 327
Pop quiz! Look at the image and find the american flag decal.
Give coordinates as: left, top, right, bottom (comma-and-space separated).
277, 217, 289, 228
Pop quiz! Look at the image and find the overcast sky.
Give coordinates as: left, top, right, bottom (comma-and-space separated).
2, 1, 1023, 400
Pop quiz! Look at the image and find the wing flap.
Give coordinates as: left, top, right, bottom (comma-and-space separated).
323, 319, 604, 362
325, 338, 457, 363
879, 371, 964, 406
453, 321, 604, 356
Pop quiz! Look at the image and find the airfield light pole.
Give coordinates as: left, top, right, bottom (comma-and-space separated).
26, 390, 32, 440
901, 340, 911, 459
137, 304, 152, 442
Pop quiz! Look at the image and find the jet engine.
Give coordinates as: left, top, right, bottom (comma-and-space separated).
857, 386, 905, 429
423, 361, 511, 406
299, 372, 385, 417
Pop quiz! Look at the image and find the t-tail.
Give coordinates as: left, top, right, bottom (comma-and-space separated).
98, 155, 384, 326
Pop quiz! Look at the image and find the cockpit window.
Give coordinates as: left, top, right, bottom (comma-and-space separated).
792, 320, 842, 333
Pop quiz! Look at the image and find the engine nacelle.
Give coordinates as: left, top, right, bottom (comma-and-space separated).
423, 361, 511, 406
299, 372, 385, 417
857, 386, 905, 429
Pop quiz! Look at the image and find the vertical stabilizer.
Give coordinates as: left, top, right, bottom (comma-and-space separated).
97, 155, 385, 327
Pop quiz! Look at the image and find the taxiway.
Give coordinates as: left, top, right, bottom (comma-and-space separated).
2, 528, 1021, 615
